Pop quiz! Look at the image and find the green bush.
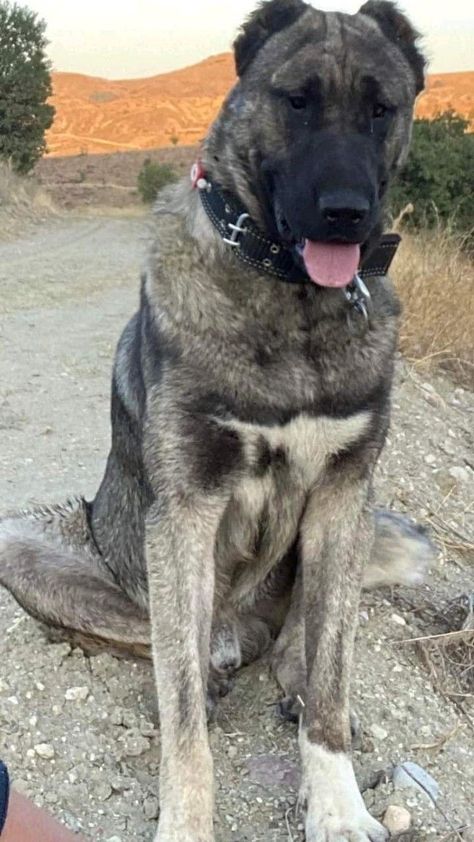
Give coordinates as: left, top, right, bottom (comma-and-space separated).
137, 158, 177, 203
389, 112, 474, 239
0, 1, 55, 173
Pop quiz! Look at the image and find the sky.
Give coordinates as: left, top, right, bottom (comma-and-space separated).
28, 0, 473, 79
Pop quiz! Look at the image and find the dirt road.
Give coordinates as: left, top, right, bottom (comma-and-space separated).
0, 213, 473, 841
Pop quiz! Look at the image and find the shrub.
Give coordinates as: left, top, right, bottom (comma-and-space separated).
389, 112, 474, 242
0, 1, 55, 173
137, 158, 177, 203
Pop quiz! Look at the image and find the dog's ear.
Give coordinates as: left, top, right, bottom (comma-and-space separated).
234, 0, 308, 77
358, 1, 426, 94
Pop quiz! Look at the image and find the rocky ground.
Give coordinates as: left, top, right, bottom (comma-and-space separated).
0, 212, 473, 841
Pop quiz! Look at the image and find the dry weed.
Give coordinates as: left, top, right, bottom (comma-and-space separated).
391, 224, 474, 388
400, 594, 474, 703
0, 160, 55, 239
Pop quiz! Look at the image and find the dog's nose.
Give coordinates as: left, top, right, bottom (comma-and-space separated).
319, 191, 370, 227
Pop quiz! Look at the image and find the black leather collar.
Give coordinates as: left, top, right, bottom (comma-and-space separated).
198, 175, 400, 292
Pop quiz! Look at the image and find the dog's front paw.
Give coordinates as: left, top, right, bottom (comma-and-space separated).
304, 807, 387, 842
299, 732, 388, 842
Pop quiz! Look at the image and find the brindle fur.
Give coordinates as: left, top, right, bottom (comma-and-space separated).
0, 2, 434, 840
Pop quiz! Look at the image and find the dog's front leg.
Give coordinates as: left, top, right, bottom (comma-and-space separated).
299, 477, 388, 842
147, 492, 227, 842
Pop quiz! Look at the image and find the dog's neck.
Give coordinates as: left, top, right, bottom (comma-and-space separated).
187, 168, 400, 321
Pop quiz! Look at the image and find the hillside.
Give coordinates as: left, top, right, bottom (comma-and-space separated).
46, 54, 236, 156
45, 55, 473, 157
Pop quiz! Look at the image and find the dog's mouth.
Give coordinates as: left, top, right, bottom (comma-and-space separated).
295, 239, 361, 289
275, 204, 361, 289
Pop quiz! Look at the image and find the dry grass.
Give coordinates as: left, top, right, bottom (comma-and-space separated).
0, 160, 55, 240
392, 223, 474, 388
400, 593, 474, 707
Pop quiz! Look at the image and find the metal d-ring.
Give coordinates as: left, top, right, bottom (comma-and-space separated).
222, 212, 250, 247
344, 273, 372, 322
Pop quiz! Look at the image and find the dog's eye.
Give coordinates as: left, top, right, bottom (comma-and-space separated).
372, 102, 389, 119
289, 95, 307, 111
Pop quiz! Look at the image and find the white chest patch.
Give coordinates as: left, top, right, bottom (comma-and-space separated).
232, 411, 371, 487
218, 411, 371, 607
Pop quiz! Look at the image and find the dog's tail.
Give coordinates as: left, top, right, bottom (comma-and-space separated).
0, 499, 150, 656
364, 509, 436, 589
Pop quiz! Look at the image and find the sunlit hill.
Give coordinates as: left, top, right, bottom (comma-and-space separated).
45, 54, 474, 157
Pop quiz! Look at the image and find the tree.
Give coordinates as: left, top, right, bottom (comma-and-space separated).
0, 2, 55, 173
389, 112, 474, 241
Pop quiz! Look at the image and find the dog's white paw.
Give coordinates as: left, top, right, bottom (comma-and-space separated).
299, 731, 388, 842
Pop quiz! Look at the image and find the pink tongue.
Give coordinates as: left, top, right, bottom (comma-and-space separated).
302, 240, 360, 288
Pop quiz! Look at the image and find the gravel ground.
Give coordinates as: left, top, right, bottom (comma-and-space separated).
0, 213, 473, 841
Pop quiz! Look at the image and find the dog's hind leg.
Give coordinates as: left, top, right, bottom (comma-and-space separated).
0, 501, 150, 653
272, 508, 434, 725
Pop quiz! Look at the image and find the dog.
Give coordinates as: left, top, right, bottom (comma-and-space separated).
0, 2, 434, 840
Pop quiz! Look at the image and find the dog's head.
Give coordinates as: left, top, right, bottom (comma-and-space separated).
204, 0, 425, 287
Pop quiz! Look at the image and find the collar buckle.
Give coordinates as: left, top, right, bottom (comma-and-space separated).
222, 212, 251, 248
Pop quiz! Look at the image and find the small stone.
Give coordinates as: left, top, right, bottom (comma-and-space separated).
424, 454, 436, 465
120, 730, 150, 757
61, 812, 82, 834
383, 805, 411, 834
95, 781, 113, 802
434, 468, 458, 495
65, 686, 89, 702
106, 837, 122, 842
368, 724, 388, 741
110, 707, 124, 726
139, 719, 157, 737
360, 735, 375, 753
34, 743, 55, 759
393, 761, 440, 801
389, 705, 406, 721
13, 778, 32, 797
363, 789, 375, 809
390, 613, 406, 626
143, 795, 160, 820
227, 745, 238, 759
48, 643, 72, 665
448, 466, 470, 484
246, 755, 300, 789
122, 709, 138, 729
